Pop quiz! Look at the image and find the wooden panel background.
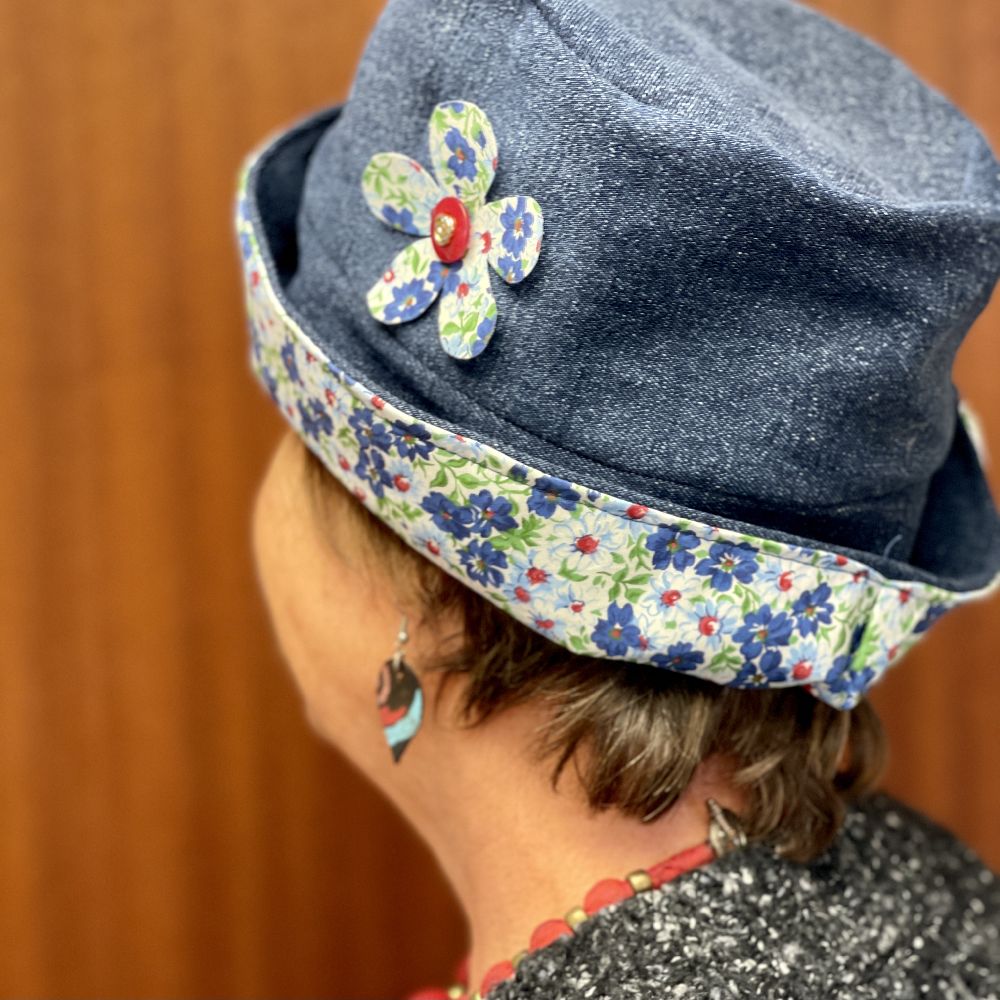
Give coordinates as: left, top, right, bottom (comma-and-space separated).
0, 1, 997, 997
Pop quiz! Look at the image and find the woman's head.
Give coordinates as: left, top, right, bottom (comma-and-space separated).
253, 430, 887, 864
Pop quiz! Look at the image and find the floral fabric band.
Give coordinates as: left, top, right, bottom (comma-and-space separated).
235, 145, 997, 711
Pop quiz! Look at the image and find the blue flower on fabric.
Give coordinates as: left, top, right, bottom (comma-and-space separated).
431, 262, 466, 296
731, 650, 788, 688
823, 652, 876, 698
592, 602, 643, 656
820, 620, 875, 698
390, 420, 435, 460
355, 448, 393, 498
499, 197, 535, 255
646, 525, 700, 572
651, 642, 704, 672
792, 582, 835, 637
421, 492, 475, 539
382, 206, 417, 234
787, 640, 820, 681
695, 541, 759, 592
680, 598, 739, 649
476, 314, 495, 341
384, 278, 438, 323
461, 539, 508, 586
281, 340, 301, 384
297, 399, 333, 441
444, 128, 478, 181
469, 489, 518, 537
528, 476, 581, 518
362, 101, 544, 360
349, 408, 394, 453
733, 605, 795, 659
496, 255, 525, 283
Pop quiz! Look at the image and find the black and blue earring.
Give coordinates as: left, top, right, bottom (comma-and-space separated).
375, 614, 424, 763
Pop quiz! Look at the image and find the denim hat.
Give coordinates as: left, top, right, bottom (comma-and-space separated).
234, 0, 1000, 709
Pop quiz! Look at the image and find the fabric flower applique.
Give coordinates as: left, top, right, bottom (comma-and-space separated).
362, 100, 543, 360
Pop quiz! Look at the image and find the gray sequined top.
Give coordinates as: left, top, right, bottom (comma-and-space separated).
490, 791, 1000, 999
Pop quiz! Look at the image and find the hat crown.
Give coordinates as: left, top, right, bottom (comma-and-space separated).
286, 0, 1000, 586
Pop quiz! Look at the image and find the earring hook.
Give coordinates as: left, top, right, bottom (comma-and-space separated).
391, 613, 409, 671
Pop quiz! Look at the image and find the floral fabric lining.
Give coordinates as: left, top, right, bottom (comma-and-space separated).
235, 145, 998, 711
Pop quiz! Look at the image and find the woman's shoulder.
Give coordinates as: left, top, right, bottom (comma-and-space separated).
491, 791, 1000, 999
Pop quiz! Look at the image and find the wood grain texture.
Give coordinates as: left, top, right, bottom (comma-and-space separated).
0, 1, 996, 997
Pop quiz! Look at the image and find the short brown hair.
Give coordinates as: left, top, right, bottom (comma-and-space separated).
301, 439, 887, 864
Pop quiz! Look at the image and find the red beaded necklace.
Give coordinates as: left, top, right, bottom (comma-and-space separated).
406, 797, 747, 1000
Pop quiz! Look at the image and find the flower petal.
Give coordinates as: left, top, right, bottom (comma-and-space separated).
367, 238, 444, 325
480, 196, 544, 284
428, 100, 498, 207
361, 153, 441, 235
437, 252, 497, 360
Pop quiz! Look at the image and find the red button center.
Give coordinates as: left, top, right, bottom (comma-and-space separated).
430, 196, 471, 263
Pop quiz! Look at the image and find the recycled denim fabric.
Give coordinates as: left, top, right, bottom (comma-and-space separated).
270, 0, 1000, 594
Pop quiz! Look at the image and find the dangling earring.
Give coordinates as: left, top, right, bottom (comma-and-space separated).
375, 614, 424, 763
706, 797, 748, 857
